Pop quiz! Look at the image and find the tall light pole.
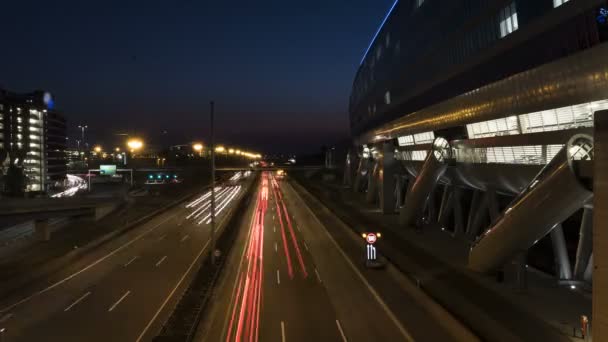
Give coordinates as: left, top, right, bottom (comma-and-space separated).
210, 101, 217, 264
78, 124, 88, 161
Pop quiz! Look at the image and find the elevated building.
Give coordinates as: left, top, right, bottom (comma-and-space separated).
348, 0, 607, 331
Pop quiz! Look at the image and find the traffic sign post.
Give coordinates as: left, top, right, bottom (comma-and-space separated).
362, 232, 382, 264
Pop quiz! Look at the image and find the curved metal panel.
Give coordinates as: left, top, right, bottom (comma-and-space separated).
358, 43, 608, 144
469, 135, 593, 273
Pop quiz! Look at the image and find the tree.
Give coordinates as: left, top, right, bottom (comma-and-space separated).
3, 164, 26, 197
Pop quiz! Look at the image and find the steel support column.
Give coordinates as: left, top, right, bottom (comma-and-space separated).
438, 185, 454, 230
593, 111, 608, 339
574, 206, 594, 281
380, 141, 397, 214
366, 160, 380, 204
452, 187, 466, 237
550, 224, 573, 280
353, 156, 365, 193
399, 137, 450, 228
469, 135, 593, 273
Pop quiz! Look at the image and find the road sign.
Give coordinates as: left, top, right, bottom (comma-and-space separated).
366, 244, 377, 261
366, 233, 377, 244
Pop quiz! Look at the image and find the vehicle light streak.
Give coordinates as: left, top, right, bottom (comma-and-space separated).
186, 187, 231, 220
226, 173, 268, 342
271, 174, 307, 278
273, 185, 294, 280
204, 186, 242, 224
186, 186, 222, 208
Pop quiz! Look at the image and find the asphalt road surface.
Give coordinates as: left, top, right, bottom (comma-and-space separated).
0, 176, 250, 342
199, 172, 415, 342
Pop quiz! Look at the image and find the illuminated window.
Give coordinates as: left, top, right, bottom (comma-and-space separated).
553, 0, 570, 7
398, 135, 415, 146
413, 131, 435, 144
397, 131, 435, 146
499, 2, 519, 38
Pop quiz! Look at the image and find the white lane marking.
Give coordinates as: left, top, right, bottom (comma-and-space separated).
0, 213, 176, 313
155, 256, 167, 267
281, 321, 286, 342
0, 313, 13, 323
124, 256, 138, 267
303, 241, 309, 251
275, 242, 278, 253
336, 320, 348, 342
135, 239, 211, 342
108, 290, 131, 312
64, 291, 91, 312
277, 270, 281, 285
158, 234, 166, 241
314, 268, 322, 283
291, 183, 415, 342
180, 234, 190, 242
273, 226, 276, 233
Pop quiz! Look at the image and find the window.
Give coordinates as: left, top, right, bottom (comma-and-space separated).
554, 0, 570, 7
384, 91, 391, 105
499, 2, 519, 38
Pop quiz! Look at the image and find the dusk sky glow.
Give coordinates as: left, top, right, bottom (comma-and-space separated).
0, 0, 394, 153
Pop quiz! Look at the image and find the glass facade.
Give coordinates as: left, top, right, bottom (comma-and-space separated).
350, 0, 607, 138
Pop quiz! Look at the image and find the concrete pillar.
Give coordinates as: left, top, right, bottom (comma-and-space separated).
366, 160, 380, 204
574, 206, 593, 280
453, 187, 466, 237
438, 185, 454, 230
467, 190, 491, 240
379, 141, 397, 214
593, 111, 608, 339
353, 157, 365, 193
515, 252, 528, 291
343, 150, 355, 188
35, 219, 51, 241
466, 190, 483, 237
585, 254, 594, 283
550, 224, 573, 280
394, 175, 404, 210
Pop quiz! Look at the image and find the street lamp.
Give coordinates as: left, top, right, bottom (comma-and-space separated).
94, 146, 102, 153
215, 146, 225, 153
127, 138, 144, 152
193, 143, 204, 157
126, 138, 143, 166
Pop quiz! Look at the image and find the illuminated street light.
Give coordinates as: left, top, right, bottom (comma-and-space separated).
228, 148, 235, 154
115, 147, 120, 152
193, 143, 203, 151
127, 138, 144, 152
236, 149, 242, 155
215, 146, 225, 153
94, 146, 102, 153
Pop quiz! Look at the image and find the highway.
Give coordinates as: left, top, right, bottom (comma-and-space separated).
0, 176, 250, 342
199, 172, 415, 342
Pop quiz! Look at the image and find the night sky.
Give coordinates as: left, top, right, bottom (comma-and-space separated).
1, 0, 393, 153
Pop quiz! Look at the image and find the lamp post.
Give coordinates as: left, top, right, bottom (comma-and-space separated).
78, 124, 88, 161
210, 101, 217, 264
